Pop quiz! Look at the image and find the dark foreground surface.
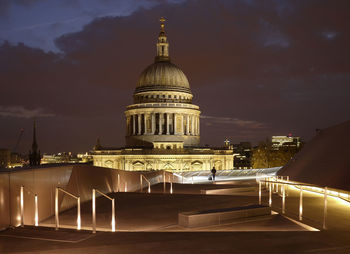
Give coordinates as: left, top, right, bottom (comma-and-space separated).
1, 227, 350, 254
2, 181, 350, 253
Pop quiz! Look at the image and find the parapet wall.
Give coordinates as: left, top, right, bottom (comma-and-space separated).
0, 165, 169, 231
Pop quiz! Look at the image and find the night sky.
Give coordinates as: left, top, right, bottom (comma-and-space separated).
1, 0, 349, 154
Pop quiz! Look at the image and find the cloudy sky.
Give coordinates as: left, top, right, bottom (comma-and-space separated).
0, 0, 349, 154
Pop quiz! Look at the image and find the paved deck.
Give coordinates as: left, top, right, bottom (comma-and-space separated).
2, 180, 350, 253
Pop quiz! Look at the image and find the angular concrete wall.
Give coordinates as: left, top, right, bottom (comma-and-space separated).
279, 120, 350, 190
0, 165, 170, 230
0, 172, 10, 230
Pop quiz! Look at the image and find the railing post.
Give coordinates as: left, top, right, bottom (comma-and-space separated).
299, 186, 303, 221
269, 182, 272, 207
140, 175, 143, 193
20, 186, 24, 227
163, 171, 166, 193
55, 187, 59, 230
117, 174, 120, 192
282, 184, 285, 214
323, 187, 328, 230
170, 175, 173, 194
258, 180, 261, 205
34, 194, 38, 226
77, 197, 81, 230
111, 198, 116, 232
92, 189, 96, 233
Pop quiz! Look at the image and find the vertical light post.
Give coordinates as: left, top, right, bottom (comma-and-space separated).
258, 180, 262, 205
92, 189, 96, 234
269, 182, 272, 207
299, 186, 303, 221
170, 175, 173, 194
117, 174, 120, 192
34, 194, 38, 226
77, 197, 81, 230
140, 175, 143, 193
20, 186, 24, 227
55, 188, 59, 230
124, 181, 128, 192
282, 184, 285, 214
163, 171, 166, 193
323, 187, 328, 230
111, 198, 116, 232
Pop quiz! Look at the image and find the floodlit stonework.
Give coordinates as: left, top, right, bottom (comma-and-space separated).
93, 18, 233, 171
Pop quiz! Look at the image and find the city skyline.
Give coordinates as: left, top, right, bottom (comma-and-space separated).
1, 0, 350, 153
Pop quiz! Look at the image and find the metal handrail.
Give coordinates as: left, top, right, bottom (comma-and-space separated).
92, 189, 116, 233
259, 176, 330, 230
55, 187, 81, 231
140, 174, 151, 193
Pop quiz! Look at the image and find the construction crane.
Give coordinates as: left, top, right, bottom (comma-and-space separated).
13, 128, 24, 153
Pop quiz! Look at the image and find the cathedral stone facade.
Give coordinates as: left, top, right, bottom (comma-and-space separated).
92, 18, 233, 171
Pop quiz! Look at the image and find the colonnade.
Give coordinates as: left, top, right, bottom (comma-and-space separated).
127, 113, 199, 136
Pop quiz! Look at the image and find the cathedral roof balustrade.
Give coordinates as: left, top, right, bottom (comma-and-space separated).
126, 103, 199, 110
93, 147, 233, 156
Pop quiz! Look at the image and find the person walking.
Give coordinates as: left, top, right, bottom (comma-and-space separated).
211, 166, 217, 181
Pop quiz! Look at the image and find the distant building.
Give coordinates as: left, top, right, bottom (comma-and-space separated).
233, 142, 252, 169
41, 152, 93, 164
271, 135, 301, 150
0, 149, 11, 168
92, 18, 234, 171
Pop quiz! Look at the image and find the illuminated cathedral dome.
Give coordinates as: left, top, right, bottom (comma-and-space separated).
136, 61, 190, 93
125, 17, 200, 147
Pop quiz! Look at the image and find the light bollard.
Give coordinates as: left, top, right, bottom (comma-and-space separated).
299, 186, 303, 221
92, 189, 96, 233
124, 181, 128, 192
282, 184, 285, 214
20, 186, 24, 227
323, 187, 328, 230
34, 194, 38, 226
55, 188, 59, 230
269, 182, 272, 207
258, 181, 262, 205
77, 197, 81, 230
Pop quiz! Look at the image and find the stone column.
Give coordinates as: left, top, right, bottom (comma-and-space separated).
197, 116, 200, 135
151, 113, 155, 134
159, 113, 163, 135
180, 114, 185, 135
174, 113, 177, 135
186, 115, 190, 135
132, 115, 136, 135
166, 113, 170, 135
191, 115, 195, 135
138, 114, 142, 135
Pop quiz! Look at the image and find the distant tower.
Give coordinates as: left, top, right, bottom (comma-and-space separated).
29, 120, 41, 166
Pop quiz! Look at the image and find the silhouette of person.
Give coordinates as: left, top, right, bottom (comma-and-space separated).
211, 166, 217, 181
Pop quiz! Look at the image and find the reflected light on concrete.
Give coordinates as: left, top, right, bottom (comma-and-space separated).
34, 194, 38, 226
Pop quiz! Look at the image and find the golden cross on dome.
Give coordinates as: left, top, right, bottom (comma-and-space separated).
160, 17, 166, 31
